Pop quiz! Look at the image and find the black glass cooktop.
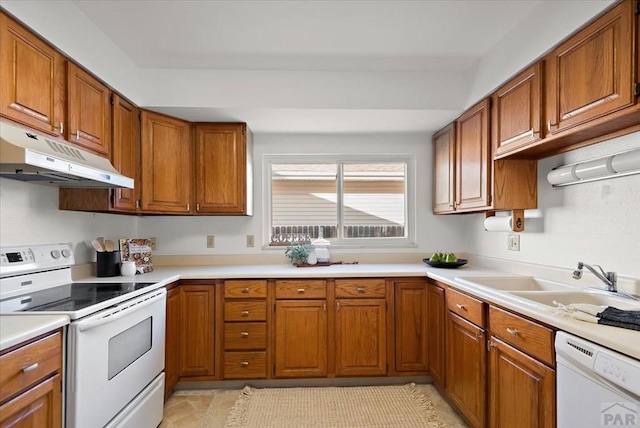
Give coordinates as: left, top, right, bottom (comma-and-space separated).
0, 282, 156, 313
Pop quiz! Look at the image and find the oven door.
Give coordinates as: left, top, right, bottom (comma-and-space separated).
66, 288, 166, 428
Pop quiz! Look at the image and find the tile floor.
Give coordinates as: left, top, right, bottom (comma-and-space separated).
160, 384, 468, 427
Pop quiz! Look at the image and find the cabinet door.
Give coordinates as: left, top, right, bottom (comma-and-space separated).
0, 373, 61, 428
111, 95, 140, 212
274, 300, 327, 378
432, 123, 456, 214
0, 13, 64, 136
194, 123, 250, 215
455, 99, 491, 212
427, 283, 446, 387
446, 312, 486, 428
394, 281, 428, 373
140, 111, 192, 213
66, 62, 111, 157
492, 63, 543, 157
335, 299, 387, 377
180, 285, 215, 377
488, 337, 555, 428
546, 0, 634, 135
164, 286, 180, 398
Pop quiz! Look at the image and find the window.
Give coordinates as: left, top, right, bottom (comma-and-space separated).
264, 155, 415, 247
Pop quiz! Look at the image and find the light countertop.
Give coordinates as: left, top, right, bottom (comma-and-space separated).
0, 314, 69, 351
5, 261, 638, 359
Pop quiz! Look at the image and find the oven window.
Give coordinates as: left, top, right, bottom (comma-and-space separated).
108, 317, 152, 380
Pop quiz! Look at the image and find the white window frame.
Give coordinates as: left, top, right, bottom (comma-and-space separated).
262, 153, 417, 249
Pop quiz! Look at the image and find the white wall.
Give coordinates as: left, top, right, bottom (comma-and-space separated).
0, 179, 138, 264
137, 132, 470, 256
465, 131, 640, 278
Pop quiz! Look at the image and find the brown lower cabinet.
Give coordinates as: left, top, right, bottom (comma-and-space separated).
446, 311, 487, 428
179, 283, 216, 377
0, 330, 63, 428
394, 280, 428, 373
164, 285, 181, 398
274, 300, 328, 378
426, 281, 446, 386
488, 337, 555, 428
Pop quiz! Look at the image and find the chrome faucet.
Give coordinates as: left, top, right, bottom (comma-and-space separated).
572, 262, 617, 292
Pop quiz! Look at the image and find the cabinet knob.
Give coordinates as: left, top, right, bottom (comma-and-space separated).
75, 130, 80, 140
240, 361, 249, 367
186, 203, 190, 211
297, 288, 306, 294
506, 328, 519, 336
196, 203, 200, 212
356, 287, 365, 293
22, 363, 39, 373
241, 287, 250, 293
59, 122, 64, 134
455, 303, 466, 310
240, 310, 250, 316
241, 332, 249, 337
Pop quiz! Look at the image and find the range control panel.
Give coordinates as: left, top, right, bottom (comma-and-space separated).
0, 244, 74, 278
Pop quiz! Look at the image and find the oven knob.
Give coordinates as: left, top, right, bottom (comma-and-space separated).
51, 250, 61, 259
61, 249, 72, 258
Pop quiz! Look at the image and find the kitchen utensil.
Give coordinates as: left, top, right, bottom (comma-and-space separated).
104, 239, 116, 252
91, 239, 104, 252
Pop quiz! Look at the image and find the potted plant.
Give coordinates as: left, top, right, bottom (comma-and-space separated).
284, 244, 314, 266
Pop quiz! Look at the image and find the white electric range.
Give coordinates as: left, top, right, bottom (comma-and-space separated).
0, 243, 166, 428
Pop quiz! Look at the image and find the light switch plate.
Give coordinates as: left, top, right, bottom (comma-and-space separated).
207, 235, 215, 248
149, 237, 157, 250
246, 235, 255, 247
508, 234, 520, 251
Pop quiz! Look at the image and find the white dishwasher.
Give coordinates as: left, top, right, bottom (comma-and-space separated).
556, 332, 640, 428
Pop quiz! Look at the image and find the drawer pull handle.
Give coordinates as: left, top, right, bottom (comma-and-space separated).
456, 304, 466, 310
297, 288, 305, 293
240, 310, 250, 316
240, 361, 249, 367
506, 328, 519, 336
241, 332, 249, 337
241, 287, 250, 293
356, 287, 365, 293
22, 363, 39, 373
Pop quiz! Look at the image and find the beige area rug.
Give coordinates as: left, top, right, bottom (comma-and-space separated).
224, 383, 446, 428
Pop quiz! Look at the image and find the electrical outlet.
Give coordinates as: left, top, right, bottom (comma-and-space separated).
149, 237, 157, 250
508, 234, 520, 251
207, 235, 215, 248
246, 235, 255, 248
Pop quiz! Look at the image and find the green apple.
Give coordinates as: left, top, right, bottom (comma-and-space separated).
429, 253, 441, 262
445, 253, 458, 263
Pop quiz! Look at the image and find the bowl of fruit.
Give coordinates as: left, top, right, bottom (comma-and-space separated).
423, 252, 468, 269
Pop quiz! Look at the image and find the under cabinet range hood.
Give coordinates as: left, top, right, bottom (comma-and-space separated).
0, 121, 133, 188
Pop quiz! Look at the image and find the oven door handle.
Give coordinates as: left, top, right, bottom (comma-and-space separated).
77, 289, 166, 332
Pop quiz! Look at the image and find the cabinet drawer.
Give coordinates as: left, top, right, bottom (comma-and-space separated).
224, 322, 267, 350
335, 279, 386, 298
224, 280, 267, 299
447, 288, 485, 327
0, 331, 62, 403
224, 302, 267, 321
489, 306, 555, 366
224, 351, 267, 379
276, 280, 326, 299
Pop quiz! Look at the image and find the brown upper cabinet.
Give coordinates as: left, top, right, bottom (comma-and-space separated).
66, 62, 112, 157
141, 110, 193, 214
491, 63, 543, 157
0, 13, 65, 137
433, 99, 537, 214
492, 0, 639, 159
194, 123, 253, 215
455, 99, 492, 212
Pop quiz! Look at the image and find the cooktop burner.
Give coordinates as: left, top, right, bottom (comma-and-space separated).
0, 282, 156, 313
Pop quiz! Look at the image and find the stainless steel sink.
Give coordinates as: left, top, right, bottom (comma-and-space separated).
455, 276, 574, 291
509, 291, 640, 310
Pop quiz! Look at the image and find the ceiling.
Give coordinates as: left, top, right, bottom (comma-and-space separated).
72, 0, 541, 73
13, 1, 608, 133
